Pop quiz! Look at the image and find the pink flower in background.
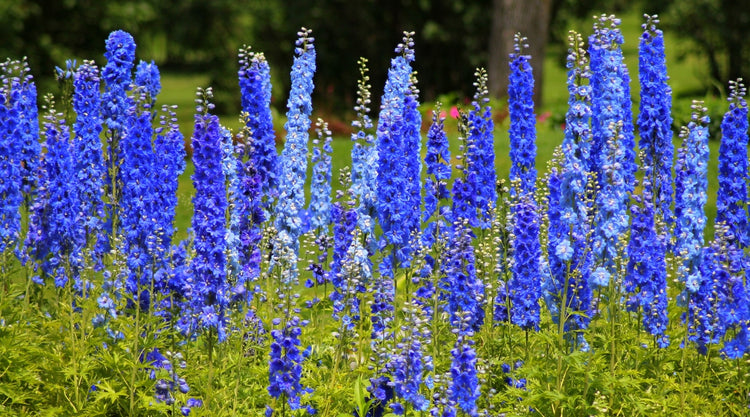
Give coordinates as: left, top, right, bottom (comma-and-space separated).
450, 105, 460, 119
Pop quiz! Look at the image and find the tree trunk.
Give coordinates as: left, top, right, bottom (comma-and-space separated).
488, 0, 552, 106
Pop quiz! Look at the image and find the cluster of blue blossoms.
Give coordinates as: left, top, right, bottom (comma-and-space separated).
7, 11, 750, 417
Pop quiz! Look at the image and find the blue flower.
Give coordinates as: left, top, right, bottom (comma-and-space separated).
72, 61, 106, 256
308, 119, 333, 232
102, 30, 135, 133
449, 328, 480, 416
350, 58, 378, 242
674, 102, 709, 295
274, 28, 316, 282
391, 299, 431, 412
120, 91, 160, 298
591, 120, 629, 285
376, 31, 420, 268
443, 219, 484, 333
268, 315, 314, 412
152, 106, 186, 262
135, 60, 161, 104
637, 15, 674, 229
508, 34, 537, 197
625, 174, 669, 347
238, 48, 279, 205
465, 69, 496, 226
715, 80, 748, 248
509, 196, 542, 330
33, 103, 85, 288
0, 60, 35, 254
190, 88, 229, 340
589, 15, 636, 195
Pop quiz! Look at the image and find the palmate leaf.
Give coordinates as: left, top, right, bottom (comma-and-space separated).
91, 379, 127, 404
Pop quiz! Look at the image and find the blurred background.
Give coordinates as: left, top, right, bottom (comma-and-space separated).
1, 0, 748, 127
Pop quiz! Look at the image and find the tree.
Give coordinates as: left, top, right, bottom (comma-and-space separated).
665, 0, 750, 90
488, 0, 552, 105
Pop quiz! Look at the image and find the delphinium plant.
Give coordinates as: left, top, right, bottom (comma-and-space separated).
72, 61, 107, 269
189, 88, 230, 411
101, 30, 136, 245
508, 33, 537, 198
0, 59, 33, 275
350, 58, 378, 247
238, 46, 279, 208
274, 28, 316, 282
637, 15, 674, 230
376, 31, 420, 269
620, 14, 673, 348
544, 30, 594, 353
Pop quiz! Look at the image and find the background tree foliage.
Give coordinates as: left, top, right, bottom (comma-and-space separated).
1, 0, 747, 114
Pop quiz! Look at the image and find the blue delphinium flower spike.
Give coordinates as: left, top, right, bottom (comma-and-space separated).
37, 97, 85, 288
638, 15, 674, 230
0, 60, 29, 254
422, 104, 452, 246
274, 28, 316, 282
102, 30, 136, 246
190, 87, 229, 340
715, 79, 749, 248
674, 101, 709, 295
376, 31, 420, 267
589, 15, 636, 194
544, 31, 593, 344
625, 174, 669, 348
508, 34, 537, 197
72, 61, 106, 262
350, 58, 378, 243
308, 118, 333, 232
135, 59, 161, 105
466, 68, 496, 227
509, 195, 542, 330
238, 47, 279, 206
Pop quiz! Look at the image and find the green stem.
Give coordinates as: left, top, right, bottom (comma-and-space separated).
129, 289, 141, 416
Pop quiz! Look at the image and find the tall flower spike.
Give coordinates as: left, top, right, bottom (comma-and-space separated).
0, 60, 26, 254
308, 118, 333, 232
274, 28, 316, 282
135, 60, 161, 106
13, 59, 40, 198
589, 15, 636, 193
102, 30, 136, 243
591, 120, 629, 286
466, 68, 496, 227
190, 87, 229, 340
674, 101, 709, 294
509, 195, 542, 330
350, 57, 378, 241
376, 31, 419, 267
153, 105, 186, 259
715, 79, 748, 248
443, 218, 485, 333
72, 61, 106, 255
508, 33, 537, 197
120, 89, 160, 300
232, 113, 266, 303
402, 69, 423, 254
38, 98, 85, 288
238, 47, 279, 205
351, 58, 378, 242
545, 31, 594, 339
625, 172, 670, 347
422, 103, 452, 250
638, 15, 674, 230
